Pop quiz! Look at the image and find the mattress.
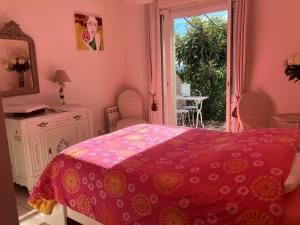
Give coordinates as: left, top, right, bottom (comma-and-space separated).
28, 124, 300, 225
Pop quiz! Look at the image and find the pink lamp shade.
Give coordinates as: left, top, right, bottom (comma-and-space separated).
52, 70, 71, 83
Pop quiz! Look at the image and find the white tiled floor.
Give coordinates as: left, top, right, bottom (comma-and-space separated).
19, 212, 45, 225
14, 184, 46, 225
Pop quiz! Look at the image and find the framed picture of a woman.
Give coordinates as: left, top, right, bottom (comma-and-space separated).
74, 13, 104, 51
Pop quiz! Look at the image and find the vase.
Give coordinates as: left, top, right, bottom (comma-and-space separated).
19, 72, 25, 88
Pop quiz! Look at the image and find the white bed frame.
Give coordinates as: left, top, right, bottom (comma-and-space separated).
45, 204, 103, 225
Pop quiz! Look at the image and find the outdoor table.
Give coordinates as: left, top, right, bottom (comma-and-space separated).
176, 95, 209, 128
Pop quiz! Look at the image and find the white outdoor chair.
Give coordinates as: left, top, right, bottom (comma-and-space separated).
175, 75, 192, 126
176, 99, 191, 126
184, 89, 204, 128
116, 89, 147, 130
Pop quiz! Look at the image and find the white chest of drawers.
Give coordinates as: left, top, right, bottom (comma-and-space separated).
5, 108, 93, 191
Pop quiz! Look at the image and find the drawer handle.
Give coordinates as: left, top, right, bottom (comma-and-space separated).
48, 148, 52, 154
73, 115, 82, 120
37, 122, 49, 127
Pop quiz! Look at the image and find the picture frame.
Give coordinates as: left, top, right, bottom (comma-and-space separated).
74, 13, 104, 51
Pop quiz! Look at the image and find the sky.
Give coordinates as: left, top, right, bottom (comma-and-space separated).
174, 10, 228, 34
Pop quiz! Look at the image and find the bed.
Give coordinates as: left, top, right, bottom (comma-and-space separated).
284, 185, 300, 225
28, 124, 300, 225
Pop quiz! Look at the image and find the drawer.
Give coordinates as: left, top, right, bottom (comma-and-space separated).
69, 110, 89, 121
26, 110, 89, 128
28, 119, 53, 128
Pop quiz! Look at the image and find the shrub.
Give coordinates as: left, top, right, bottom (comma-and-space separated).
176, 16, 227, 121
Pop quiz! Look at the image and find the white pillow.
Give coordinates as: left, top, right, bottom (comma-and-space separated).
284, 152, 300, 194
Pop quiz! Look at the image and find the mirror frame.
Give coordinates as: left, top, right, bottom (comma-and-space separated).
0, 20, 40, 97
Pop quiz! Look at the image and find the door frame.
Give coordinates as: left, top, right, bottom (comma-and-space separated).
160, 0, 233, 130
0, 94, 19, 225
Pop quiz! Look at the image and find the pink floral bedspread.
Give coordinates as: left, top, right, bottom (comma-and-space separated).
28, 124, 300, 225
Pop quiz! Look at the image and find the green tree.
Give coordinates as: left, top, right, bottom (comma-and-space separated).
176, 16, 227, 121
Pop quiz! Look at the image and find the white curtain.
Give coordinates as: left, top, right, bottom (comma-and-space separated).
232, 0, 249, 132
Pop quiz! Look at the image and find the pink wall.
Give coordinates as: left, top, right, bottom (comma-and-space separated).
246, 0, 300, 128
0, 0, 148, 135
4, 0, 297, 131
121, 4, 149, 118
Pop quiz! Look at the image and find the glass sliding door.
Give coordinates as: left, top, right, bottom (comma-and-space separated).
160, 0, 233, 131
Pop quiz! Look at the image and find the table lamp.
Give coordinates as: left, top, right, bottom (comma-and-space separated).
52, 70, 71, 105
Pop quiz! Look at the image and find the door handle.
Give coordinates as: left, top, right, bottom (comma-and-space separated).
37, 122, 49, 127
48, 148, 52, 154
73, 115, 81, 120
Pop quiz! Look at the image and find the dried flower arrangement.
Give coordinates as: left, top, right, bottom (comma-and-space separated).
5, 56, 30, 73
4, 56, 30, 87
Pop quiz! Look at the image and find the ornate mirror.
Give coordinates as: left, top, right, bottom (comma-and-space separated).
0, 20, 39, 97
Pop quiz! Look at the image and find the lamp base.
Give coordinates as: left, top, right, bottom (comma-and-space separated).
59, 82, 66, 105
